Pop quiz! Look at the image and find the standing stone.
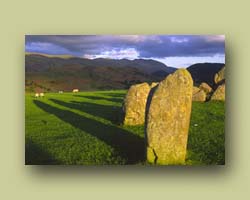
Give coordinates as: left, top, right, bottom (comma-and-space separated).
146, 69, 193, 165
193, 86, 200, 95
211, 83, 225, 101
150, 82, 159, 88
199, 82, 212, 94
192, 89, 206, 102
123, 82, 151, 125
214, 67, 225, 84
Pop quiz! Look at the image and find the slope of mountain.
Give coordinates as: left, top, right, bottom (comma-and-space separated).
25, 52, 74, 58
26, 54, 224, 92
187, 63, 225, 88
25, 53, 176, 92
25, 53, 175, 73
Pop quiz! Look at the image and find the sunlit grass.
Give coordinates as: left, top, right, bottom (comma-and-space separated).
25, 90, 224, 165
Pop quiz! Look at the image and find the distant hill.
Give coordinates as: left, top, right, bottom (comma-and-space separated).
25, 52, 74, 59
25, 53, 176, 92
187, 63, 225, 88
25, 54, 224, 92
25, 53, 176, 74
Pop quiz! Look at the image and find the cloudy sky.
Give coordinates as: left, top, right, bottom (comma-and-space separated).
25, 35, 225, 68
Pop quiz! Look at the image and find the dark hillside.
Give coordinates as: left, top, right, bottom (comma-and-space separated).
25, 54, 176, 92
187, 63, 225, 87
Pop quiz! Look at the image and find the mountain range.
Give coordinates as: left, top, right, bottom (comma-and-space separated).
25, 53, 224, 92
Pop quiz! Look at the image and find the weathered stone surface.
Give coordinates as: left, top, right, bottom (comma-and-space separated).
123, 82, 151, 125
146, 69, 193, 165
192, 89, 206, 102
193, 86, 200, 95
214, 67, 225, 84
211, 83, 225, 101
199, 82, 212, 94
150, 82, 159, 88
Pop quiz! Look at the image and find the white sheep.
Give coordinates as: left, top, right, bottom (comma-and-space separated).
72, 89, 79, 93
58, 91, 63, 94
35, 93, 39, 98
39, 93, 44, 97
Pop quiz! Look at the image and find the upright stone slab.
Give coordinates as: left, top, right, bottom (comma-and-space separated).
123, 82, 151, 125
146, 69, 193, 165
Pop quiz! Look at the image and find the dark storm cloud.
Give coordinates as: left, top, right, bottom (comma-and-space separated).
25, 35, 138, 55
137, 35, 224, 58
25, 35, 225, 58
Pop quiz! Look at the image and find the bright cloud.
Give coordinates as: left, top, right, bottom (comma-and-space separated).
155, 54, 225, 68
83, 48, 140, 60
170, 37, 189, 43
115, 35, 163, 44
204, 35, 225, 42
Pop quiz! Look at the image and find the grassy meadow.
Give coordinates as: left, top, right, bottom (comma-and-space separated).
25, 90, 225, 165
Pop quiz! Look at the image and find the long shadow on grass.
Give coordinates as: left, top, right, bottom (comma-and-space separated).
50, 99, 123, 124
34, 100, 145, 164
25, 137, 60, 165
103, 92, 126, 106
98, 93, 126, 99
74, 95, 123, 103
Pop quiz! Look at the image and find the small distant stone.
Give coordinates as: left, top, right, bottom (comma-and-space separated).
211, 83, 225, 101
199, 82, 212, 94
193, 86, 200, 95
214, 67, 225, 84
192, 89, 206, 102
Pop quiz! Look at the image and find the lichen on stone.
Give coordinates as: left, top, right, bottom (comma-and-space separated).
146, 69, 193, 165
123, 82, 151, 125
211, 83, 225, 101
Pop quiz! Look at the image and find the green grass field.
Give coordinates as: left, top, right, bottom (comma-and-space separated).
25, 90, 225, 165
